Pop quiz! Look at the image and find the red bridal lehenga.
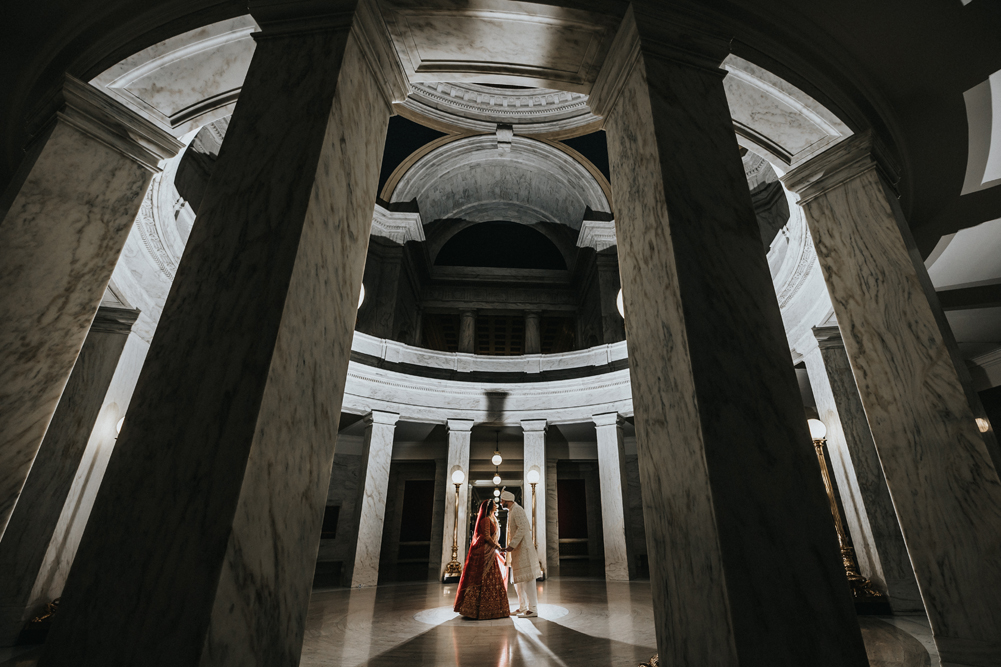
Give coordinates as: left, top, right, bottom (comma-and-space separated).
454, 499, 510, 619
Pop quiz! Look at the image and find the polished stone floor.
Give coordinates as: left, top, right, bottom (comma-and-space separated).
0, 578, 935, 666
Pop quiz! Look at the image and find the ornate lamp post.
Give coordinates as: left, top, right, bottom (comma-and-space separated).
807, 419, 883, 600
443, 469, 465, 583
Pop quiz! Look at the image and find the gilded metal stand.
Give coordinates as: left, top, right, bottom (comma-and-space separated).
813, 437, 884, 599
443, 481, 463, 582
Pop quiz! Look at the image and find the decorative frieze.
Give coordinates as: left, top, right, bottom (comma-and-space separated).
577, 218, 617, 251
371, 201, 424, 244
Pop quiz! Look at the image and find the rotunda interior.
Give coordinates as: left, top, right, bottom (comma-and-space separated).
1, 2, 1001, 667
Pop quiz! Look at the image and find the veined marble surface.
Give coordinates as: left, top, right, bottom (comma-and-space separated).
521, 420, 548, 576
0, 117, 156, 539
592, 413, 631, 582
788, 142, 1001, 666
601, 11, 866, 664
440, 421, 472, 579
350, 413, 399, 588
39, 23, 391, 666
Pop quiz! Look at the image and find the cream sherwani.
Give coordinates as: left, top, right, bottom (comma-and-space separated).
506, 502, 541, 613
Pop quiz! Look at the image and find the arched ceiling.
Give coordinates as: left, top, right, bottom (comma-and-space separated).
389, 134, 611, 229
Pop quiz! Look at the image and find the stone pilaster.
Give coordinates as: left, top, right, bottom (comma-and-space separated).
0, 306, 139, 646
349, 411, 399, 587
0, 76, 181, 537
784, 131, 1001, 667
524, 313, 541, 354
596, 253, 625, 344
458, 310, 476, 353
592, 413, 632, 581
521, 419, 547, 576
38, 0, 407, 662
803, 326, 924, 613
440, 419, 472, 580
590, 6, 866, 665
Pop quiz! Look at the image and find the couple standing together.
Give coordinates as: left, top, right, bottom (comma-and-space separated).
454, 490, 541, 619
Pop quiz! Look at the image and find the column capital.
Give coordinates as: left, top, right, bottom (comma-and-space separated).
90, 307, 141, 335
446, 418, 474, 433
28, 75, 183, 172
813, 325, 845, 351
781, 130, 901, 205
521, 419, 548, 433
592, 412, 624, 428
365, 410, 399, 427
250, 0, 410, 106
589, 4, 730, 121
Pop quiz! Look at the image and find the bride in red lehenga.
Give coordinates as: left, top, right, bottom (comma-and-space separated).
454, 499, 511, 619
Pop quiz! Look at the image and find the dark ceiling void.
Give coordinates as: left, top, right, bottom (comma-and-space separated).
561, 131, 610, 183
435, 221, 568, 270
379, 115, 446, 192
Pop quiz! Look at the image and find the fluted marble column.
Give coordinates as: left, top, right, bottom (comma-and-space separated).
803, 326, 923, 613
0, 76, 181, 538
39, 1, 407, 664
521, 419, 547, 576
524, 313, 541, 354
440, 419, 472, 579
458, 310, 476, 353
349, 411, 399, 588
783, 132, 1001, 667
592, 413, 632, 581
589, 7, 866, 665
0, 307, 139, 645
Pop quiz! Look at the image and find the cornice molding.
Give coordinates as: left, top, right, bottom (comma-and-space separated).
28, 75, 183, 172
576, 218, 617, 252
91, 306, 141, 334
781, 130, 901, 205
371, 200, 424, 244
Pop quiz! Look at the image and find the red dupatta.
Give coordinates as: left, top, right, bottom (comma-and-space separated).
454, 500, 507, 612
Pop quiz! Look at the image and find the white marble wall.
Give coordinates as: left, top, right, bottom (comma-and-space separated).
803, 328, 924, 613
592, 413, 631, 581
350, 412, 399, 587
522, 419, 548, 576
0, 76, 179, 539
784, 132, 1001, 667
594, 7, 866, 665
440, 419, 472, 579
39, 18, 397, 665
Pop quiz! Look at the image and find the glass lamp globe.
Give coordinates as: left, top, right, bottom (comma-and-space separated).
491, 452, 503, 466
116, 417, 125, 435
616, 288, 624, 318
807, 418, 827, 441
493, 488, 501, 498
451, 469, 465, 485
492, 474, 502, 485
526, 469, 540, 485
357, 283, 365, 309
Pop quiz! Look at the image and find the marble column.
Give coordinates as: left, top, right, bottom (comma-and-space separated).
39, 1, 408, 663
545, 457, 560, 578
590, 7, 866, 665
783, 132, 1001, 667
0, 76, 181, 537
349, 411, 399, 588
803, 326, 924, 613
592, 413, 632, 581
596, 253, 625, 343
524, 313, 542, 354
458, 310, 476, 353
521, 419, 547, 576
0, 306, 139, 645
440, 419, 472, 579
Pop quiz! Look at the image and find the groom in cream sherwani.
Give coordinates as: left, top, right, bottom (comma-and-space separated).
500, 490, 541, 617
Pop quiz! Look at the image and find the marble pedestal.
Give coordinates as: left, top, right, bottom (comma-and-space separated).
0, 76, 180, 537
591, 8, 866, 665
521, 419, 547, 576
803, 326, 924, 613
349, 412, 399, 588
592, 413, 632, 581
783, 132, 1001, 667
440, 419, 473, 579
38, 4, 404, 663
0, 307, 139, 645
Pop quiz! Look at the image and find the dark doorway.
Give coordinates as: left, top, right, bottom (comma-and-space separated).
396, 479, 435, 581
